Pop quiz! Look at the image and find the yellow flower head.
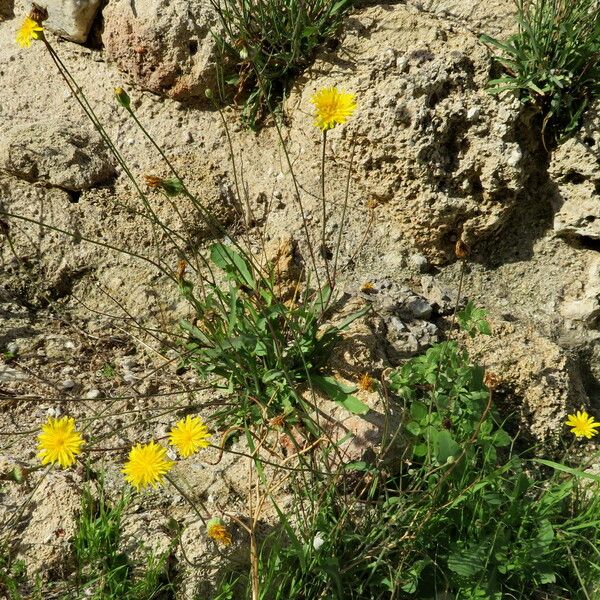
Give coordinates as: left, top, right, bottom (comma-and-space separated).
207, 518, 232, 546
565, 411, 600, 439
37, 416, 84, 468
16, 16, 43, 48
168, 415, 211, 458
122, 441, 174, 490
311, 87, 356, 131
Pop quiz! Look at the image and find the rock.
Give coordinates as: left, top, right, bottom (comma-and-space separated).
383, 316, 438, 361
420, 275, 457, 315
262, 234, 303, 301
403, 296, 433, 320
14, 471, 81, 575
290, 4, 531, 263
102, 0, 220, 101
0, 119, 115, 191
549, 103, 600, 241
84, 388, 101, 399
405, 0, 516, 36
300, 379, 401, 465
409, 252, 429, 273
61, 378, 76, 390
560, 259, 600, 327
41, 0, 102, 43
464, 319, 590, 449
0, 0, 13, 18
0, 364, 28, 382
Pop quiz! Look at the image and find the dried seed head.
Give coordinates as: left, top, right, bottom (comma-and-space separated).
484, 372, 500, 390
358, 373, 376, 392
29, 3, 48, 23
177, 260, 187, 281
360, 281, 376, 294
455, 238, 470, 259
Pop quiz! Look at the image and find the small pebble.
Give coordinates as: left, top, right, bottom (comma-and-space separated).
62, 379, 76, 390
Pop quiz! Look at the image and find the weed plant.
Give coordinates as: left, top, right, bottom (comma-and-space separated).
482, 0, 600, 143
211, 0, 354, 127
71, 483, 174, 599
216, 314, 600, 599
179, 243, 368, 428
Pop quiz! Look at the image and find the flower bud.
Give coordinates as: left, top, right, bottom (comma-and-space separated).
114, 87, 131, 109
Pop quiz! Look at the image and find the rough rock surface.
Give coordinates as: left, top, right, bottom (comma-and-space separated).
41, 0, 102, 43
102, 0, 219, 101
288, 3, 531, 262
0, 119, 115, 191
549, 103, 600, 241
465, 319, 590, 448
407, 0, 516, 35
1, 471, 82, 576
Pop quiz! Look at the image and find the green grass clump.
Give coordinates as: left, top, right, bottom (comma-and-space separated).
179, 243, 368, 429
211, 0, 354, 127
72, 483, 174, 600
216, 310, 600, 599
482, 0, 600, 143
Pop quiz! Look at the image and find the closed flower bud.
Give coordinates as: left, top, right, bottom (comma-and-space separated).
114, 87, 131, 109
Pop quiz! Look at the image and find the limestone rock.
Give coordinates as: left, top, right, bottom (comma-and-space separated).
465, 319, 590, 449
406, 0, 516, 35
102, 0, 219, 101
549, 103, 600, 241
40, 0, 102, 43
289, 4, 531, 263
0, 119, 115, 191
15, 471, 81, 575
263, 234, 303, 302
560, 259, 600, 327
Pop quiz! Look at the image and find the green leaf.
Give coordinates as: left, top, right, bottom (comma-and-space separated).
413, 443, 428, 458
492, 429, 512, 447
535, 519, 555, 548
448, 545, 485, 577
533, 459, 600, 483
210, 244, 255, 290
311, 375, 369, 415
431, 429, 460, 464
405, 421, 422, 436
410, 401, 428, 420
344, 461, 368, 471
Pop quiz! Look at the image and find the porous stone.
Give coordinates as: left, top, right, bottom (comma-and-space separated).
14, 471, 81, 575
549, 103, 600, 241
465, 319, 590, 449
290, 3, 532, 263
0, 118, 115, 191
102, 0, 220, 101
40, 0, 102, 43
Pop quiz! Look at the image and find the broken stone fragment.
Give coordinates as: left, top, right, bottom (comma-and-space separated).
102, 0, 220, 101
0, 118, 115, 191
39, 0, 102, 43
549, 102, 600, 242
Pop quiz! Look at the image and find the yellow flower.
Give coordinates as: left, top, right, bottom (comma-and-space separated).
168, 415, 211, 458
16, 16, 43, 48
122, 441, 174, 490
37, 416, 84, 468
565, 411, 600, 439
207, 518, 232, 546
311, 87, 356, 131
